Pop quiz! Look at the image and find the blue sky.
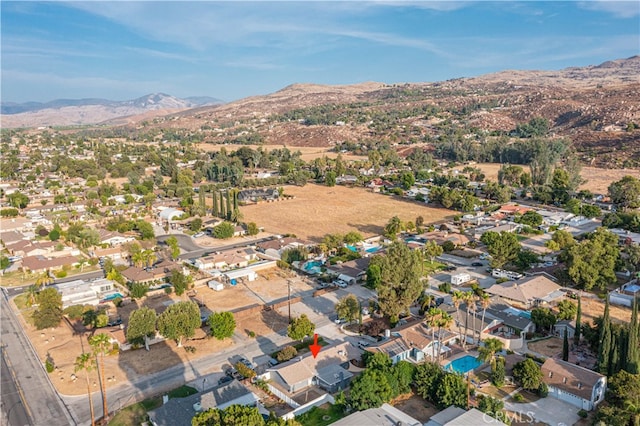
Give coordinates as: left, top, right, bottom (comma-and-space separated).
2, 1, 639, 103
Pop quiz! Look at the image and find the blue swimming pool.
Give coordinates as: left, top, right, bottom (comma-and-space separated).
365, 246, 381, 253
445, 355, 482, 374
303, 260, 323, 274
103, 293, 124, 301
346, 245, 358, 252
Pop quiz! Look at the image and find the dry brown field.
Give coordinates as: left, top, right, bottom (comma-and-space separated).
195, 143, 367, 162
240, 184, 454, 242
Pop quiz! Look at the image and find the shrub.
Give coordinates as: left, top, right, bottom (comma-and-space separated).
442, 241, 455, 252
45, 359, 55, 373
247, 330, 256, 338
95, 313, 109, 328
513, 393, 524, 402
578, 409, 588, 419
537, 382, 548, 397
276, 346, 298, 362
235, 362, 256, 379
63, 304, 85, 320
438, 282, 451, 293
130, 282, 148, 299
164, 286, 173, 295
54, 270, 67, 278
113, 297, 123, 307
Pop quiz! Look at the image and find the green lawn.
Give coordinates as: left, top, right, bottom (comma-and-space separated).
108, 386, 196, 425
296, 404, 347, 426
423, 260, 446, 275
168, 385, 197, 398
108, 397, 161, 426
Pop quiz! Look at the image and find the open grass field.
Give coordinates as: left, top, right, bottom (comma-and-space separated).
240, 184, 454, 242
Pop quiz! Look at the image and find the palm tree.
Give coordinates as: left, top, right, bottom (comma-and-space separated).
478, 293, 491, 344
26, 284, 39, 307
420, 294, 434, 315
478, 337, 504, 364
131, 251, 145, 268
74, 353, 96, 426
384, 216, 403, 239
35, 271, 53, 289
463, 292, 474, 349
452, 291, 465, 348
142, 249, 157, 269
469, 294, 479, 346
436, 311, 453, 363
89, 333, 111, 422
426, 307, 443, 362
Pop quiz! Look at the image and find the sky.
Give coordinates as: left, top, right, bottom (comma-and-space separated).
1, 1, 639, 103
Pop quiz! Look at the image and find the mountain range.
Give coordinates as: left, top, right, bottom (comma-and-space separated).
0, 93, 223, 127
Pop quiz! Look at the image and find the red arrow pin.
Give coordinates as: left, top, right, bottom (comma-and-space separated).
309, 333, 322, 358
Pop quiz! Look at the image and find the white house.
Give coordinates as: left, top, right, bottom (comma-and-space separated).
541, 358, 606, 411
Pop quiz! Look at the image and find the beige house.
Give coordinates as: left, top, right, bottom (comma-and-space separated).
542, 358, 606, 411
484, 275, 563, 309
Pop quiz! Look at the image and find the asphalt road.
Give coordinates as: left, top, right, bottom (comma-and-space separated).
0, 294, 76, 426
157, 234, 275, 260
1, 350, 30, 426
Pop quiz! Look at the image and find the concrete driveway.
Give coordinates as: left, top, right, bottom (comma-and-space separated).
503, 397, 581, 426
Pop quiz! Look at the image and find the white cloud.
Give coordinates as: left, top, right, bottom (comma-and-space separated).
578, 0, 640, 18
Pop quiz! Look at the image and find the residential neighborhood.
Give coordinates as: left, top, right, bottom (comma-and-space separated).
1, 126, 639, 426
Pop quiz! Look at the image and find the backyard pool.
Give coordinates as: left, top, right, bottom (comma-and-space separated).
365, 246, 381, 253
303, 260, 323, 274
102, 292, 124, 301
445, 355, 482, 374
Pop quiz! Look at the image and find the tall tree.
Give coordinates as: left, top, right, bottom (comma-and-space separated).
74, 353, 96, 426
609, 176, 640, 210
208, 311, 236, 340
375, 241, 423, 325
33, 287, 63, 330
513, 358, 543, 391
126, 307, 157, 350
567, 227, 620, 290
157, 301, 201, 347
384, 216, 403, 240
478, 293, 491, 345
598, 296, 612, 375
480, 231, 521, 269
426, 308, 444, 361
627, 299, 639, 374
423, 240, 443, 263
349, 369, 393, 411
452, 291, 466, 349
335, 294, 361, 324
562, 329, 569, 361
287, 314, 315, 341
212, 190, 218, 217
89, 333, 111, 422
574, 296, 582, 345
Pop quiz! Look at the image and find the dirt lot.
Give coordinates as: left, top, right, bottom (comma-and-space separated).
393, 393, 439, 423
240, 184, 453, 242
14, 265, 315, 396
527, 337, 563, 358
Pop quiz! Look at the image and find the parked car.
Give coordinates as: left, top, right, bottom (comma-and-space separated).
357, 340, 370, 348
444, 265, 457, 271
193, 232, 205, 238
471, 262, 483, 267
225, 367, 241, 379
335, 280, 348, 288
218, 375, 234, 385
239, 357, 255, 369
107, 317, 122, 327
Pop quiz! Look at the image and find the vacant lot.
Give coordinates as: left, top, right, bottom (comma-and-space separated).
240, 184, 453, 241
527, 337, 563, 358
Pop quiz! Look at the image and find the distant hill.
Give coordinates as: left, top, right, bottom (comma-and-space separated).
0, 93, 224, 127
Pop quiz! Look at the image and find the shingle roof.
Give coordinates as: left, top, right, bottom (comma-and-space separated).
541, 358, 605, 401
485, 275, 561, 304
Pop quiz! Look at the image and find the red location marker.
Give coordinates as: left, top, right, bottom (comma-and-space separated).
309, 333, 322, 358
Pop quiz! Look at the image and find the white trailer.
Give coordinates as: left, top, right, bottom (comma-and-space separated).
207, 280, 224, 291
451, 273, 472, 286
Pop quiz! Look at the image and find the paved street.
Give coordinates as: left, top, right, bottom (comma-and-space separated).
1, 350, 30, 426
503, 396, 580, 426
1, 294, 76, 426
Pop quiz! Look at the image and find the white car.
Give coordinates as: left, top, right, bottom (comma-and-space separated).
193, 232, 205, 238
336, 281, 348, 288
